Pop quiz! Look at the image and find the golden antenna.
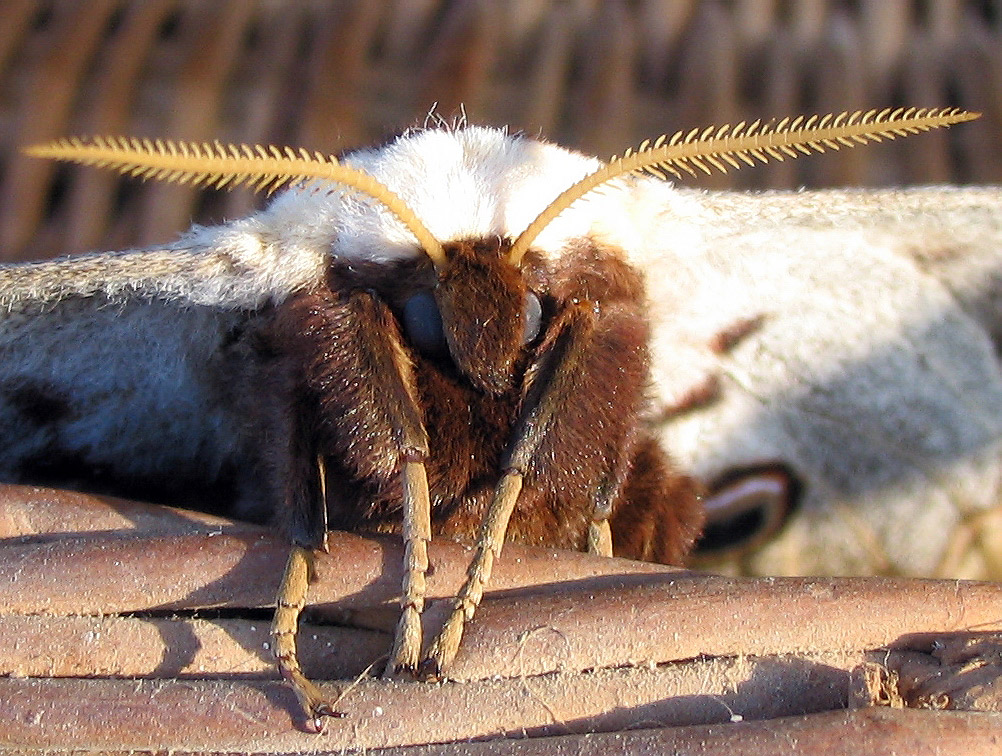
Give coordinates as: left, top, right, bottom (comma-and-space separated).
23, 136, 448, 269
508, 107, 981, 266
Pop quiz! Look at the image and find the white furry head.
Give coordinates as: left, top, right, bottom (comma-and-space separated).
258, 126, 627, 265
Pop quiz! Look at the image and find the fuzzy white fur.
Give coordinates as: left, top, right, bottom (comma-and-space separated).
258, 126, 607, 266
632, 185, 1002, 576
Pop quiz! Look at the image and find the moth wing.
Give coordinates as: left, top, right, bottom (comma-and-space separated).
0, 228, 319, 516
636, 184, 1002, 577
1, 213, 330, 311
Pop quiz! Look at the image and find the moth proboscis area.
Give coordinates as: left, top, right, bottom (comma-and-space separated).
4, 107, 980, 728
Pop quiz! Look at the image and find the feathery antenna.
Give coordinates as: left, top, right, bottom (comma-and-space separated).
25, 108, 980, 271
507, 107, 981, 265
23, 136, 448, 268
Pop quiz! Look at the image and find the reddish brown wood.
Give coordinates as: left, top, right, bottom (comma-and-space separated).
374, 710, 1002, 756
0, 484, 245, 537
0, 615, 387, 680
0, 484, 682, 616
445, 574, 1002, 681
3, 484, 1002, 752
0, 676, 999, 753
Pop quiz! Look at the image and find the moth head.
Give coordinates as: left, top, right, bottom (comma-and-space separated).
398, 237, 542, 393
24, 107, 980, 391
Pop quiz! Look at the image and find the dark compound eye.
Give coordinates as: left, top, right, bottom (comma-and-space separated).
402, 290, 447, 355
522, 291, 542, 345
405, 289, 542, 356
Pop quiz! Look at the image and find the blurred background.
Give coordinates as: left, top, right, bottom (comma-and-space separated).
1, 0, 1000, 263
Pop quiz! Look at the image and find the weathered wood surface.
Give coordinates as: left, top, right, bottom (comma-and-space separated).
2, 484, 1001, 752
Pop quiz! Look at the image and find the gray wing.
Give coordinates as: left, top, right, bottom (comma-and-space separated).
0, 234, 308, 515
1, 217, 324, 312
1, 245, 228, 312
637, 184, 1002, 578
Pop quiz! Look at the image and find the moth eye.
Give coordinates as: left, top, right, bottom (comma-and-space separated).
522, 291, 542, 345
402, 290, 447, 355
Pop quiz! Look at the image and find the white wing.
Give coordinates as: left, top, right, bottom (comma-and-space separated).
0, 220, 324, 515
0, 213, 329, 313
634, 182, 1002, 577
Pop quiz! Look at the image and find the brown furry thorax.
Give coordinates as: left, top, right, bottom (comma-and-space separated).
274, 235, 703, 560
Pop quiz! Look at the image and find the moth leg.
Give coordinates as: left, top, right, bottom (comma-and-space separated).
422, 304, 596, 677
270, 288, 433, 701
259, 365, 339, 727
271, 542, 345, 729
587, 435, 640, 559
384, 455, 432, 677
421, 470, 523, 678
587, 472, 626, 558
346, 295, 433, 679
587, 516, 614, 557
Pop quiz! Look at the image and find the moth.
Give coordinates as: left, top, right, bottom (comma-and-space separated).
0, 107, 979, 727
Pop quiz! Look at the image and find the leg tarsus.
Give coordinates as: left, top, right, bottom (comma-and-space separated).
421, 471, 523, 677
384, 457, 432, 678
272, 545, 346, 726
587, 518, 613, 557
419, 601, 468, 680
385, 602, 423, 677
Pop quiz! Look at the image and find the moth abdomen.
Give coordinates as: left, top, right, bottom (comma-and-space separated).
611, 437, 705, 564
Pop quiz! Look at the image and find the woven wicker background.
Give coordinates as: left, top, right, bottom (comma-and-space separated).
1, 0, 1000, 263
